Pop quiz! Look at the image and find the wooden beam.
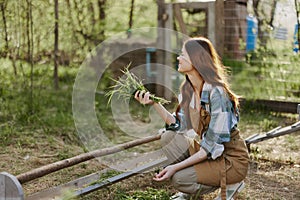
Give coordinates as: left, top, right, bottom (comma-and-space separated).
74, 157, 168, 197
240, 99, 300, 114
173, 4, 187, 35
16, 134, 161, 184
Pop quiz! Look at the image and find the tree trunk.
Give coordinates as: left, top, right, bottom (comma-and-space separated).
269, 0, 277, 28
54, 0, 59, 90
252, 0, 277, 47
98, 0, 106, 42
65, 0, 83, 50
127, 0, 134, 38
89, 1, 96, 33
252, 0, 264, 45
26, 0, 34, 113
0, 1, 9, 57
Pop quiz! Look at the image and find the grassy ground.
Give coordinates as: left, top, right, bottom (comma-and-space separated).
0, 58, 300, 199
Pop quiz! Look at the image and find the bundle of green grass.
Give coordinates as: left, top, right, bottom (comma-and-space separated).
106, 65, 170, 105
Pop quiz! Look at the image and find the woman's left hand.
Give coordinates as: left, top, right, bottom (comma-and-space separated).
153, 165, 177, 181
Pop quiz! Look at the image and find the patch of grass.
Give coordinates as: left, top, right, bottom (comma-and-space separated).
285, 135, 299, 151
114, 187, 171, 200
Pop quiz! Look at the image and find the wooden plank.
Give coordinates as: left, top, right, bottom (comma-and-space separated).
74, 157, 168, 197
241, 99, 300, 114
26, 169, 110, 200
173, 4, 187, 35
26, 150, 166, 200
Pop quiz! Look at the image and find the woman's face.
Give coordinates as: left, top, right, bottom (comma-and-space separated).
177, 47, 193, 73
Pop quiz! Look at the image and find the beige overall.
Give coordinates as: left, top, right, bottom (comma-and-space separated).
161, 101, 249, 199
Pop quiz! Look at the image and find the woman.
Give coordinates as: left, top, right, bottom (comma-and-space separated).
134, 37, 249, 200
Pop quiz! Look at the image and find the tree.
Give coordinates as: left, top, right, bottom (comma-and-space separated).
127, 0, 134, 38
54, 0, 59, 89
252, 0, 277, 46
98, 0, 106, 42
26, 0, 34, 113
0, 0, 8, 57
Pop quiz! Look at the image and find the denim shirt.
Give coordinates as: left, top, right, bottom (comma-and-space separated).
166, 83, 239, 159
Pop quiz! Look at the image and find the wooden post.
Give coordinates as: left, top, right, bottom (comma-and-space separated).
156, 0, 165, 97
173, 3, 187, 35
16, 134, 161, 184
163, 3, 173, 100
215, 0, 224, 57
207, 2, 216, 46
0, 172, 24, 200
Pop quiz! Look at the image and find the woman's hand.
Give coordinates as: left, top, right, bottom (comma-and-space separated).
134, 90, 154, 105
153, 165, 177, 182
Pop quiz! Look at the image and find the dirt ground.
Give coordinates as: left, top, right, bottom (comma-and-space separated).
1, 124, 299, 199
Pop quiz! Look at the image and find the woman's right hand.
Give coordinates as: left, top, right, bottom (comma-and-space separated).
134, 90, 154, 105
153, 164, 177, 181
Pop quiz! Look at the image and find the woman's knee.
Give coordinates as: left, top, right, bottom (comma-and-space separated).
171, 172, 183, 190
171, 169, 199, 194
160, 130, 176, 146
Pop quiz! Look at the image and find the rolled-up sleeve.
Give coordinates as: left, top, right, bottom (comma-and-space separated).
200, 87, 232, 160
165, 94, 187, 131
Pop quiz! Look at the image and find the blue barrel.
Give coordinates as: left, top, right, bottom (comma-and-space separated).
246, 15, 258, 52
293, 24, 299, 53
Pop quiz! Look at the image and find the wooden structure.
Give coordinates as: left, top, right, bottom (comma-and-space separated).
157, 0, 225, 56
224, 0, 248, 59
156, 0, 225, 98
157, 0, 249, 60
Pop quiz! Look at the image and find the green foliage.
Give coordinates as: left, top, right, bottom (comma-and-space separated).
0, 59, 78, 147
0, 0, 158, 64
259, 118, 278, 132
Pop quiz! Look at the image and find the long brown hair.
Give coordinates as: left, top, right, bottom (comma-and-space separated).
176, 37, 239, 128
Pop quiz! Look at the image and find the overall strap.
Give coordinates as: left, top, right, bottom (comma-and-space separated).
200, 83, 211, 113
220, 156, 227, 200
